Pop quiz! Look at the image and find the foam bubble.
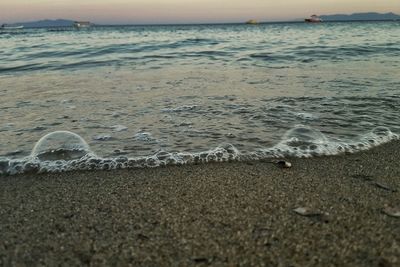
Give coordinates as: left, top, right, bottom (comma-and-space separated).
284, 126, 327, 147
372, 126, 392, 137
31, 131, 93, 161
134, 132, 156, 142
256, 126, 398, 158
295, 112, 318, 120
162, 105, 198, 113
93, 134, 112, 141
111, 125, 128, 132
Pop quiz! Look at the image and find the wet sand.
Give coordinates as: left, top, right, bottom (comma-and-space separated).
1, 142, 399, 266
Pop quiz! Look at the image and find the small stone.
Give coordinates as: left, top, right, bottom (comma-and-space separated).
191, 257, 211, 264
294, 207, 318, 216
382, 206, 400, 218
277, 160, 292, 168
293, 207, 330, 222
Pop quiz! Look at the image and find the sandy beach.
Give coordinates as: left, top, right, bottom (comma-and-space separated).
1, 141, 399, 266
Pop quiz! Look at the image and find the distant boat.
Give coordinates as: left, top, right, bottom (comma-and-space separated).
305, 15, 322, 23
73, 21, 91, 29
1, 24, 24, 30
246, 20, 259, 25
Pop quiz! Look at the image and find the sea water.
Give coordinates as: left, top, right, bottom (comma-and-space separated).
1, 22, 400, 174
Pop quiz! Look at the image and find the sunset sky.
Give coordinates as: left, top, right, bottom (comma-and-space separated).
1, 0, 400, 24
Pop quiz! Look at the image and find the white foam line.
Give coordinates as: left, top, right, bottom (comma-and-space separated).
1, 127, 398, 176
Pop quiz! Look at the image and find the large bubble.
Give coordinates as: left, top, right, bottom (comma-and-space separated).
31, 131, 92, 161
283, 126, 327, 147
371, 126, 391, 137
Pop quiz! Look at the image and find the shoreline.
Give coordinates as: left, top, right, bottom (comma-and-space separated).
1, 141, 399, 266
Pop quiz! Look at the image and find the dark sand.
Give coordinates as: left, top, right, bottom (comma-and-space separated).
1, 142, 400, 266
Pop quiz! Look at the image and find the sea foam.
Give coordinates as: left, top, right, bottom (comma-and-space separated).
0, 127, 397, 176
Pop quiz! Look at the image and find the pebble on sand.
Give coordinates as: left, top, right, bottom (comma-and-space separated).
293, 207, 321, 216
293, 207, 330, 222
383, 205, 400, 218
277, 160, 292, 168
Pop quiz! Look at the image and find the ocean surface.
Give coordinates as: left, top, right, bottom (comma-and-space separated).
1, 21, 400, 174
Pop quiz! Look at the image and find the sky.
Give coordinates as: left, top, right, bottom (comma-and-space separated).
1, 0, 400, 24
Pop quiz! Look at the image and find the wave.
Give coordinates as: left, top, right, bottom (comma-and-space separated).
1, 22, 399, 75
248, 43, 400, 63
0, 36, 224, 74
2, 42, 397, 74
1, 127, 397, 176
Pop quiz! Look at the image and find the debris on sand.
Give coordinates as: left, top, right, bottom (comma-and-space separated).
277, 160, 292, 168
374, 182, 397, 192
261, 159, 292, 168
293, 207, 330, 222
382, 206, 400, 218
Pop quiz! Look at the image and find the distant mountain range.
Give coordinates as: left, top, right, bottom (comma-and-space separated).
5, 12, 400, 28
9, 19, 75, 28
320, 12, 400, 21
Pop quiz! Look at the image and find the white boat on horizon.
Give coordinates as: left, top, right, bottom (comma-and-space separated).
73, 21, 91, 29
305, 15, 323, 23
245, 19, 259, 25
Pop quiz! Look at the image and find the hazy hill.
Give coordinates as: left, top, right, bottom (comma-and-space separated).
320, 12, 400, 21
11, 19, 75, 28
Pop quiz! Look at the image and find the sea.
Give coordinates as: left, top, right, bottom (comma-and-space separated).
1, 21, 400, 175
